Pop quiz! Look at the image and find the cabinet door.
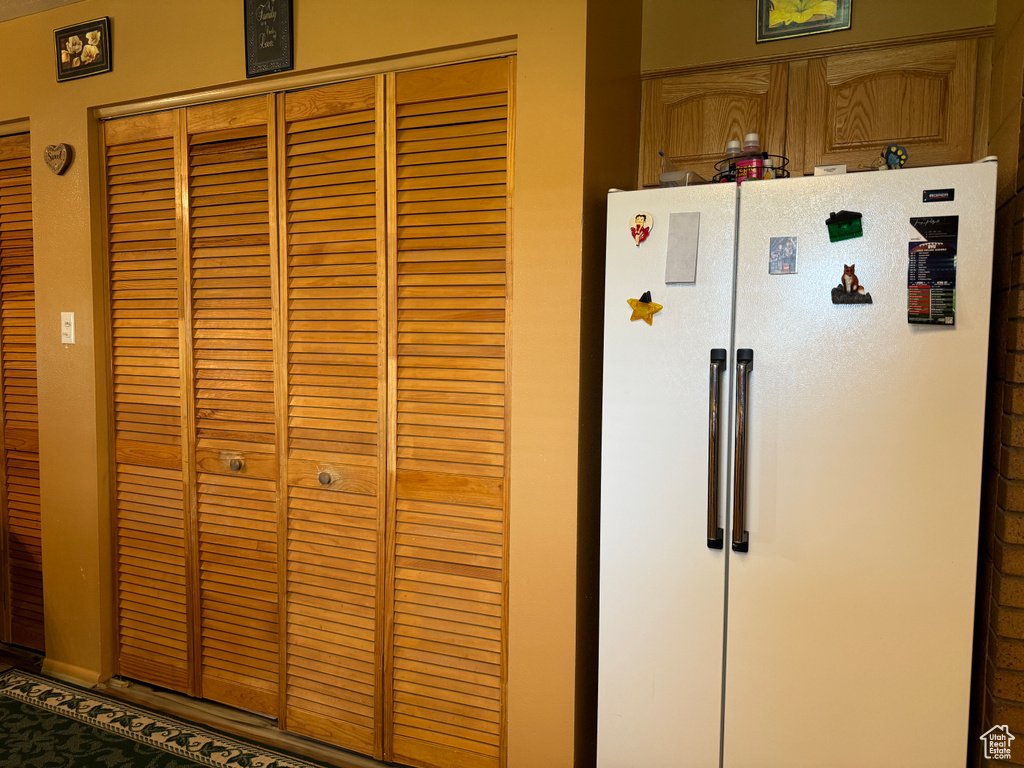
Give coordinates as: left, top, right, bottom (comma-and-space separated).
387, 58, 512, 768
639, 64, 788, 187
105, 112, 191, 693
0, 133, 42, 652
185, 96, 281, 717
280, 77, 386, 758
802, 39, 979, 174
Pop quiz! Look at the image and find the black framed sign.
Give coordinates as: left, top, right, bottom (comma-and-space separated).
54, 17, 111, 82
244, 0, 293, 78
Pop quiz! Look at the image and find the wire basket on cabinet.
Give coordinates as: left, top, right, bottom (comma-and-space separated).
712, 153, 791, 183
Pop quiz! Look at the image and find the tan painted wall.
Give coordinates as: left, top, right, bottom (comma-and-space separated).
0, 1, 642, 765
642, 0, 996, 72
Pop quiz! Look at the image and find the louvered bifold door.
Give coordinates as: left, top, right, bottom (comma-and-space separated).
104, 112, 191, 692
0, 133, 42, 652
185, 97, 281, 717
387, 58, 512, 768
280, 78, 386, 756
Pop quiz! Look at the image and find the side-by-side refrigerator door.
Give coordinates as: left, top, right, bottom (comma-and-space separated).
598, 184, 738, 768
723, 164, 996, 768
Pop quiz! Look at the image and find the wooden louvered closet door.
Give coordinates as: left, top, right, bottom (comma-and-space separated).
279, 78, 386, 756
386, 58, 512, 768
0, 133, 42, 652
105, 57, 513, 768
105, 112, 190, 691
185, 96, 281, 717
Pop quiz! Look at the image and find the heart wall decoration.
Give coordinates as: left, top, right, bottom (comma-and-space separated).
44, 143, 72, 175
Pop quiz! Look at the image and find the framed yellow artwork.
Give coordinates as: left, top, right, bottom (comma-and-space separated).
756, 0, 851, 42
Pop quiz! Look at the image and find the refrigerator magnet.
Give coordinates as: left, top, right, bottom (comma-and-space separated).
665, 212, 700, 283
908, 215, 958, 325
630, 212, 653, 247
831, 264, 873, 304
627, 291, 663, 325
825, 210, 863, 242
768, 236, 797, 275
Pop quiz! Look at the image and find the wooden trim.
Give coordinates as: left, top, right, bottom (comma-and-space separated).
382, 69, 399, 766
374, 72, 389, 764
0, 121, 30, 138
0, 134, 12, 643
785, 59, 808, 177
500, 55, 515, 768
641, 26, 995, 80
974, 36, 993, 160
95, 39, 517, 121
177, 108, 201, 700
802, 56, 827, 176
270, 91, 290, 727
98, 128, 118, 667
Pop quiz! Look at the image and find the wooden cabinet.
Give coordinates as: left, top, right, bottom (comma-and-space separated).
640, 63, 788, 185
640, 33, 987, 185
103, 58, 511, 768
801, 38, 980, 175
0, 133, 42, 653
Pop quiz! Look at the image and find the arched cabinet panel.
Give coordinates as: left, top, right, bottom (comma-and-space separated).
804, 39, 977, 173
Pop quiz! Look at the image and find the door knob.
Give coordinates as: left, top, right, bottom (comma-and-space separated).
229, 458, 243, 472
318, 471, 331, 486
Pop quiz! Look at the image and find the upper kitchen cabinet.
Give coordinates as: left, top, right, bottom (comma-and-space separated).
802, 38, 981, 175
639, 33, 988, 186
639, 63, 788, 186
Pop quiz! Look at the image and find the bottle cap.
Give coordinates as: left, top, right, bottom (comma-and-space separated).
725, 140, 741, 155
744, 132, 760, 144
763, 157, 774, 167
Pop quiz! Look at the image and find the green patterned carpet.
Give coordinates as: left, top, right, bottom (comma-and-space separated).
0, 669, 329, 767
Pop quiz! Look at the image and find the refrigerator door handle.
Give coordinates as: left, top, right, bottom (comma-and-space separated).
707, 349, 727, 549
732, 348, 753, 553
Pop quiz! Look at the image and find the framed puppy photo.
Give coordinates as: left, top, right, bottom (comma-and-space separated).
55, 17, 111, 82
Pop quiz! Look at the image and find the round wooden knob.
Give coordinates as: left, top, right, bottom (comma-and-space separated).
229, 458, 243, 472
318, 471, 331, 486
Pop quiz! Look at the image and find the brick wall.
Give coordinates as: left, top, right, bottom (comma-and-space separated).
975, 3, 1024, 764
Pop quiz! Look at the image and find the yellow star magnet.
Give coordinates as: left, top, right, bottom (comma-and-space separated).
627, 291, 663, 325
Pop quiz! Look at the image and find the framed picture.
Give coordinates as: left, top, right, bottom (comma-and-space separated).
756, 0, 851, 43
244, 0, 293, 78
54, 17, 111, 82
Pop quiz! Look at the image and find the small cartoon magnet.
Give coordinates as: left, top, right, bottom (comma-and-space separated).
884, 144, 908, 169
630, 212, 653, 246
627, 291, 663, 325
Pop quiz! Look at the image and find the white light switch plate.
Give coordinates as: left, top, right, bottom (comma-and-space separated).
61, 312, 75, 344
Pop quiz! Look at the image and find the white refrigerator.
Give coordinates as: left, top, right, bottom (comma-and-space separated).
597, 163, 996, 768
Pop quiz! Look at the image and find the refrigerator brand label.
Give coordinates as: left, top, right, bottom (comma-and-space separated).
923, 188, 955, 203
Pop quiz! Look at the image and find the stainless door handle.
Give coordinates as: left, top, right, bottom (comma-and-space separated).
707, 349, 726, 549
732, 349, 753, 553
